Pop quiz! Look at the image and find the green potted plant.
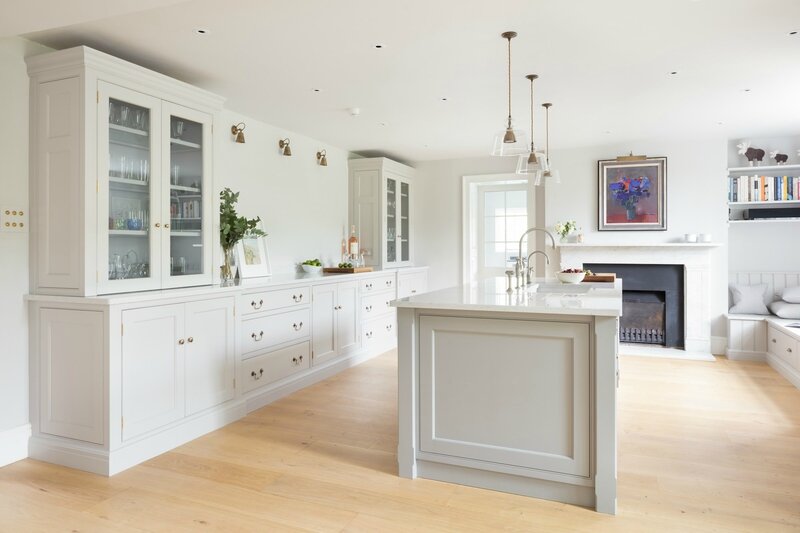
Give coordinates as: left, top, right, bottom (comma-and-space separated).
219, 187, 266, 286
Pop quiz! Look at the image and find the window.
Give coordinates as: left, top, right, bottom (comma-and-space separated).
462, 175, 535, 283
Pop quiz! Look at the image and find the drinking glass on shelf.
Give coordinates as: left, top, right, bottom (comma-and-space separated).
109, 101, 118, 125
120, 105, 130, 127
177, 257, 186, 274
134, 110, 143, 131
171, 164, 180, 185
172, 120, 185, 139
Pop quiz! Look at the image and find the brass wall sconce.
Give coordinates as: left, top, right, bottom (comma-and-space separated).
230, 122, 246, 143
278, 138, 292, 156
316, 149, 328, 166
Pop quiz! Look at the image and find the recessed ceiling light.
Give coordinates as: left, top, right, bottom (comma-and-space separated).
789, 31, 798, 35
669, 71, 678, 75
312, 88, 321, 93
374, 44, 384, 49
604, 130, 612, 134
717, 121, 724, 125
743, 88, 751, 92
378, 121, 387, 127
441, 97, 448, 101
194, 28, 209, 35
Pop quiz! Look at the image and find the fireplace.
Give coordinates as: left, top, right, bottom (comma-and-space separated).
584, 263, 684, 348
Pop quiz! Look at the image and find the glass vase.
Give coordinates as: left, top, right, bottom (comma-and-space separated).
220, 247, 236, 286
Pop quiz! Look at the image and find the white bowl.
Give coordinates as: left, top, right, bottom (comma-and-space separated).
557, 271, 586, 284
301, 264, 322, 273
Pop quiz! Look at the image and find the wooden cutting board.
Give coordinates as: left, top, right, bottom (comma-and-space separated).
582, 272, 616, 283
323, 267, 374, 274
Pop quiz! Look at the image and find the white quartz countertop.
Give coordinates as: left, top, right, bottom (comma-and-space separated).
393, 277, 623, 317
26, 266, 429, 305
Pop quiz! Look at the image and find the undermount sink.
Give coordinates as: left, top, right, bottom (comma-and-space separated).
528, 282, 592, 294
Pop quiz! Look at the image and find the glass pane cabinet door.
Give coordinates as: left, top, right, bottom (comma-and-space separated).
98, 83, 162, 293
400, 181, 410, 262
386, 177, 397, 264
162, 103, 212, 287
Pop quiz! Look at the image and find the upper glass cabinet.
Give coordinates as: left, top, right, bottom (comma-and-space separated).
97, 83, 212, 293
383, 174, 412, 268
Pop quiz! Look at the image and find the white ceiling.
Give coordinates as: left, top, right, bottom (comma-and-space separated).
21, 0, 800, 162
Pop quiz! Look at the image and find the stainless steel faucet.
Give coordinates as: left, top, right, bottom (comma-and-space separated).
516, 227, 556, 288
526, 250, 550, 284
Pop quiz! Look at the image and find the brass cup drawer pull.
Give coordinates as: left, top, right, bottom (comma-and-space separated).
251, 299, 264, 310
291, 355, 305, 366
293, 322, 304, 331
251, 331, 264, 341
292, 294, 303, 303
251, 368, 264, 380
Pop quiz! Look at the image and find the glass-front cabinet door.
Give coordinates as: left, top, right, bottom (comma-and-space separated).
400, 180, 411, 263
386, 177, 397, 264
98, 82, 162, 293
161, 102, 213, 288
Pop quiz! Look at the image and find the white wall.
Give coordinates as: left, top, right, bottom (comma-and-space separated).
727, 134, 800, 273
415, 137, 730, 338
0, 38, 49, 437
216, 110, 350, 273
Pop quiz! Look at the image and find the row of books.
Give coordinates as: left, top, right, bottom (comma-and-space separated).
728, 175, 799, 203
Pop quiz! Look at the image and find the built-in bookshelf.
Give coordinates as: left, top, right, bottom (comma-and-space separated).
727, 165, 800, 223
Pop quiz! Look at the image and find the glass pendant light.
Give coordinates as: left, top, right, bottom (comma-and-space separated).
533, 102, 560, 186
491, 32, 530, 156
516, 74, 545, 175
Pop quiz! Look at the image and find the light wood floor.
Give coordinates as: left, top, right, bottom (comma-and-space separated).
2, 353, 799, 532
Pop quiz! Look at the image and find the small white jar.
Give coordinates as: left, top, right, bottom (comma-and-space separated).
684, 233, 698, 243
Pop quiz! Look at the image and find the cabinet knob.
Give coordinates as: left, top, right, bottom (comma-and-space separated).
155, 222, 161, 228
187, 337, 194, 343
178, 338, 185, 345
366, 305, 372, 312
292, 357, 298, 365
366, 283, 373, 290
298, 355, 304, 362
386, 280, 392, 286
251, 368, 264, 380
789, 348, 794, 353
772, 338, 777, 343
411, 290, 417, 294
251, 299, 263, 309
164, 223, 170, 229
386, 324, 393, 331
252, 331, 264, 341
293, 322, 303, 331
293, 294, 303, 303
366, 331, 373, 339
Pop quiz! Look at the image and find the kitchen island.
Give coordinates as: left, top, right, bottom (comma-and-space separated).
393, 277, 622, 514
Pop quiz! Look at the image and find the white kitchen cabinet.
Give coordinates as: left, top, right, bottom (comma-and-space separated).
185, 298, 236, 415
349, 158, 415, 269
418, 315, 591, 478
122, 304, 186, 440
27, 46, 223, 296
398, 270, 428, 299
121, 297, 234, 440
312, 281, 359, 365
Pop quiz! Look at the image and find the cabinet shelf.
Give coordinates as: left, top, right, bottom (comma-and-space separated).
171, 184, 201, 193
729, 200, 800, 207
170, 231, 201, 237
729, 218, 800, 224
110, 123, 148, 137
170, 138, 201, 150
109, 229, 148, 236
109, 176, 149, 192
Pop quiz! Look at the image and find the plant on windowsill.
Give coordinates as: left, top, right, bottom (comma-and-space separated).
219, 187, 266, 286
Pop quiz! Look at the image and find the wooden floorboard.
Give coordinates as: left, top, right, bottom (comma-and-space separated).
1, 351, 799, 532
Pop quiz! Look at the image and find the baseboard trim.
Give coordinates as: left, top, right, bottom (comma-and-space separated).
767, 353, 800, 389
711, 335, 727, 356
725, 349, 767, 362
30, 400, 247, 476
245, 344, 392, 413
0, 424, 31, 468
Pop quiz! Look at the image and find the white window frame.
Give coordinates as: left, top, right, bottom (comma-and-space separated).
462, 174, 538, 284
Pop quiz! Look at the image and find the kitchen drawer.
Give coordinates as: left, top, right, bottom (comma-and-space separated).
361, 292, 394, 319
360, 273, 395, 294
363, 314, 397, 350
398, 271, 428, 299
240, 286, 309, 316
242, 308, 310, 355
768, 326, 798, 367
242, 341, 310, 393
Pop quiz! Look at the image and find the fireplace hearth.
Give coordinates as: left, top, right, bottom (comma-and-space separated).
584, 263, 684, 349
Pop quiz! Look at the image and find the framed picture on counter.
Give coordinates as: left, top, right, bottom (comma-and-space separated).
235, 234, 271, 278
598, 156, 667, 231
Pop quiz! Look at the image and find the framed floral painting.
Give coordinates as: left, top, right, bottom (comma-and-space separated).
598, 157, 667, 231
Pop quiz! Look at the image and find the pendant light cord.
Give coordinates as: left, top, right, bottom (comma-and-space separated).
530, 77, 535, 147
507, 36, 512, 125
545, 104, 549, 162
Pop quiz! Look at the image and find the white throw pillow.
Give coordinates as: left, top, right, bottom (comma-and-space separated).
769, 300, 800, 319
729, 284, 769, 315
781, 286, 800, 304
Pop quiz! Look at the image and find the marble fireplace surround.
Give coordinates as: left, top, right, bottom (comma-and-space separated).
559, 243, 722, 354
